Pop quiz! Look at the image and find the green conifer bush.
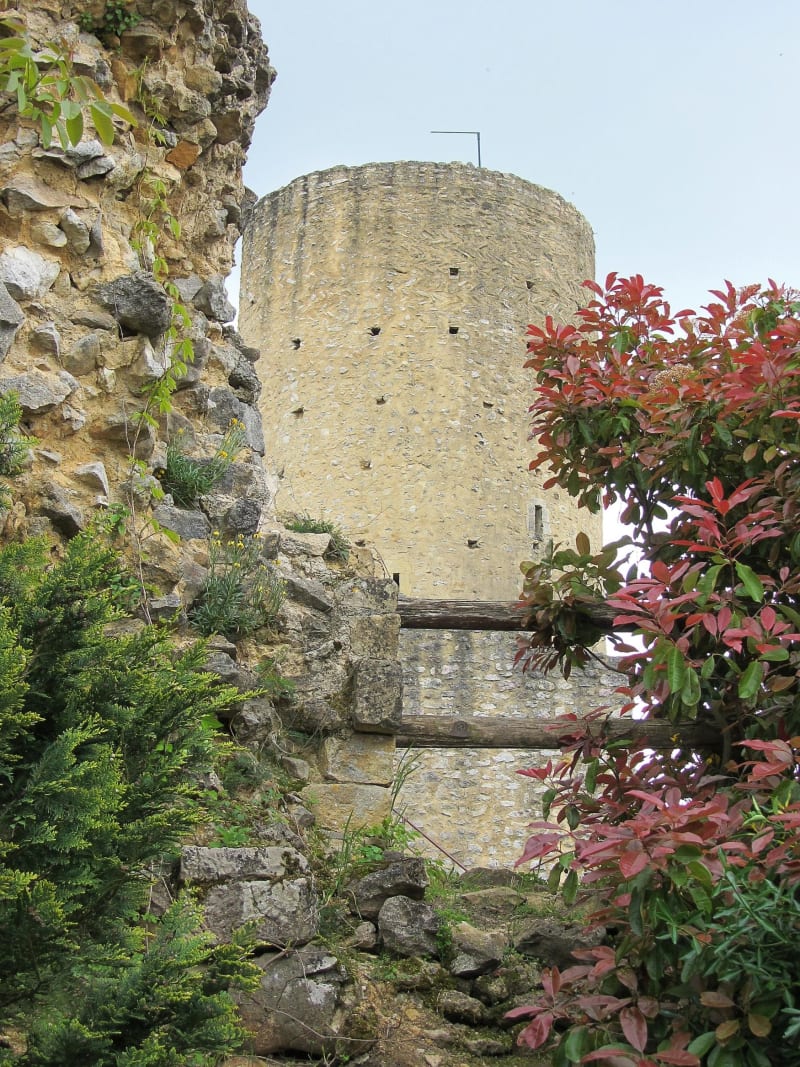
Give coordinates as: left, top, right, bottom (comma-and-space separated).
0, 532, 258, 1064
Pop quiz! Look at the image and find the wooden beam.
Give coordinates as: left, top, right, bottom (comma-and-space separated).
396, 714, 720, 750
397, 596, 621, 632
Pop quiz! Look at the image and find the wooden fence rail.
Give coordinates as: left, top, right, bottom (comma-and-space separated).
396, 714, 719, 751
397, 596, 621, 632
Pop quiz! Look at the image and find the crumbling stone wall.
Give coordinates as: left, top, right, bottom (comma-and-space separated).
0, 0, 405, 835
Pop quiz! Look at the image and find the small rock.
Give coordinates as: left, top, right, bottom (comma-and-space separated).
151, 504, 210, 541
76, 154, 115, 180
284, 574, 333, 614
30, 323, 60, 357
31, 219, 68, 248
378, 895, 440, 957
347, 920, 379, 952
59, 208, 92, 254
0, 281, 24, 362
230, 697, 281, 747
448, 922, 505, 979
0, 371, 74, 413
235, 948, 361, 1057
147, 594, 184, 622
279, 529, 331, 559
96, 271, 172, 338
39, 483, 84, 537
436, 989, 488, 1026
73, 461, 110, 496
165, 140, 201, 169
0, 174, 79, 215
350, 858, 429, 920
64, 333, 102, 375
0, 247, 60, 301
193, 275, 235, 322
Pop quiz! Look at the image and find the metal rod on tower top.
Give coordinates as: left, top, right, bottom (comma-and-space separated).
431, 130, 482, 167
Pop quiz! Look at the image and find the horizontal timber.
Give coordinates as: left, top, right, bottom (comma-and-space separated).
396, 714, 720, 750
397, 596, 621, 632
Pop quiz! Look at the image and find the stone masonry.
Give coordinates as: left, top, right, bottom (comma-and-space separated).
240, 161, 614, 866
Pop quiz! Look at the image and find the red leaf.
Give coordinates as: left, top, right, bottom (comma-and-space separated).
517, 1011, 554, 1050
621, 1005, 648, 1052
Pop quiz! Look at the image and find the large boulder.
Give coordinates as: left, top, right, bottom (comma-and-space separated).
378, 895, 440, 957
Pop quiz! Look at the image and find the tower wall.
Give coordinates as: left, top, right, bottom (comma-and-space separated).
240, 162, 601, 599
240, 162, 608, 866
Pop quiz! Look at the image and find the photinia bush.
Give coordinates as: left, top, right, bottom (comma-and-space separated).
512, 276, 800, 1066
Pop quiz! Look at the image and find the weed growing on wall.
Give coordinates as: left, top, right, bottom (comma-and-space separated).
77, 1, 141, 45
190, 533, 286, 639
285, 514, 350, 562
159, 419, 248, 507
0, 18, 135, 147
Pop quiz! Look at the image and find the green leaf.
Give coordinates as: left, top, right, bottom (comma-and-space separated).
666, 644, 686, 694
563, 1025, 590, 1063
562, 868, 578, 904
681, 667, 701, 708
687, 1032, 718, 1056
738, 660, 763, 700
65, 108, 83, 146
89, 102, 114, 146
735, 562, 765, 602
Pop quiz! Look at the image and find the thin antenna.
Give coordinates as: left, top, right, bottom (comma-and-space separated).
431, 130, 482, 167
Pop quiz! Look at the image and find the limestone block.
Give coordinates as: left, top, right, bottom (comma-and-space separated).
221, 497, 261, 537
30, 323, 60, 358
436, 989, 489, 1026
513, 917, 604, 970
0, 371, 75, 413
0, 247, 60, 300
321, 733, 395, 786
335, 577, 398, 616
352, 659, 402, 734
206, 387, 265, 453
202, 651, 258, 693
348, 614, 400, 658
284, 574, 333, 614
236, 948, 361, 1058
301, 783, 391, 831
377, 895, 440, 957
151, 503, 210, 540
0, 174, 81, 216
64, 333, 103, 376
193, 275, 235, 322
279, 529, 330, 558
230, 697, 281, 747
39, 483, 84, 537
203, 877, 318, 946
180, 845, 309, 885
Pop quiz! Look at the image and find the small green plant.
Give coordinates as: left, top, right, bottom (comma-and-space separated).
190, 533, 286, 639
257, 655, 297, 702
158, 419, 248, 507
0, 393, 35, 509
285, 513, 350, 562
77, 1, 142, 44
0, 18, 135, 147
434, 904, 469, 961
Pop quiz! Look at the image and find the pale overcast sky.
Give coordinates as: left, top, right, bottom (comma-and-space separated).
242, 0, 799, 316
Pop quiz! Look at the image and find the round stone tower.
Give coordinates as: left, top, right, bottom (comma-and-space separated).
239, 162, 601, 600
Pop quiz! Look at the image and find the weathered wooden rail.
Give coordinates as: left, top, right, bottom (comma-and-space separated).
396, 713, 719, 750
397, 596, 620, 632
395, 597, 717, 751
